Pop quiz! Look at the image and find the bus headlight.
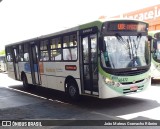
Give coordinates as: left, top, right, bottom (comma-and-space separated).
105, 78, 115, 85
104, 77, 120, 87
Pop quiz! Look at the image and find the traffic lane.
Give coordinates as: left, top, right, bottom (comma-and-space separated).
8, 84, 160, 120
0, 87, 120, 121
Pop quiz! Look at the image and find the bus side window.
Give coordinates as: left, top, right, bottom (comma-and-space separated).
50, 37, 62, 61
91, 34, 98, 75
82, 37, 89, 63
63, 34, 77, 61
19, 45, 24, 61
7, 55, 11, 62
91, 35, 97, 62
24, 44, 29, 62
40, 40, 49, 61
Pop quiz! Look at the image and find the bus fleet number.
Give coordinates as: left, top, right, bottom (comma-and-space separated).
118, 78, 128, 83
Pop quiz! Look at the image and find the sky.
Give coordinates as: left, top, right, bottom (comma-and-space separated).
0, 0, 160, 51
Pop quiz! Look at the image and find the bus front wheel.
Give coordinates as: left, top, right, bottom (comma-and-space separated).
66, 80, 79, 100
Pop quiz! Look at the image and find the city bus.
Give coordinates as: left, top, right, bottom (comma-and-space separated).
0, 55, 7, 72
149, 31, 160, 79
5, 19, 151, 100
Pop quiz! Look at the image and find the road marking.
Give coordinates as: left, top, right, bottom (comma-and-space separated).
117, 107, 160, 120
91, 111, 123, 120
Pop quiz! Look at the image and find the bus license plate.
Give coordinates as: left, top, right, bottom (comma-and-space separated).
130, 86, 138, 91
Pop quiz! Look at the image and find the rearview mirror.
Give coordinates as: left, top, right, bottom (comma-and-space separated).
147, 35, 152, 42
99, 37, 106, 52
99, 37, 103, 51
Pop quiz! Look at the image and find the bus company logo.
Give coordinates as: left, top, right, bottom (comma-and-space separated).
46, 68, 55, 72
2, 121, 11, 126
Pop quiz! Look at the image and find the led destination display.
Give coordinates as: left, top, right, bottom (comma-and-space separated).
107, 22, 148, 32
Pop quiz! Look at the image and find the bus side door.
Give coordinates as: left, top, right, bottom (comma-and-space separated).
12, 46, 20, 80
29, 43, 41, 85
80, 28, 98, 95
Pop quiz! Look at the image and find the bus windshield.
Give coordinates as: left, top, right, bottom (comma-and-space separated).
152, 39, 160, 61
101, 34, 150, 69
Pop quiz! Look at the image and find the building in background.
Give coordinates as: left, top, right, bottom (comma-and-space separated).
114, 4, 160, 31
99, 4, 160, 31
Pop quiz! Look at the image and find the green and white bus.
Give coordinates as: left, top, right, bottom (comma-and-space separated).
5, 19, 151, 99
0, 55, 7, 72
149, 31, 160, 79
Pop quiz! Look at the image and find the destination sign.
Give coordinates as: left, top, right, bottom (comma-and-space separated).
65, 65, 77, 71
107, 22, 148, 32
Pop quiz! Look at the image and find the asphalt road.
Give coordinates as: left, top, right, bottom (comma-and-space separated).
0, 72, 160, 129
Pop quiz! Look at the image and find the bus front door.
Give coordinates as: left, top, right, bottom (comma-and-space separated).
81, 34, 98, 94
29, 44, 41, 85
12, 46, 20, 80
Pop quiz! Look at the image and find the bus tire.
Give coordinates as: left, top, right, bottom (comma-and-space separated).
66, 80, 79, 100
22, 74, 30, 89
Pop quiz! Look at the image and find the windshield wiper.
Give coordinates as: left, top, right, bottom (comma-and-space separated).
115, 33, 132, 59
133, 33, 142, 58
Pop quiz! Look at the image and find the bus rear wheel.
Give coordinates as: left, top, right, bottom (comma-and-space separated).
66, 80, 79, 100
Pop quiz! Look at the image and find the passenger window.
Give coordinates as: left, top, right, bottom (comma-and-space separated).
50, 37, 62, 61
24, 44, 29, 61
19, 45, 24, 61
40, 40, 49, 61
63, 34, 77, 61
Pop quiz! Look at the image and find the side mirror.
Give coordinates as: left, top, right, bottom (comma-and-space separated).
147, 35, 152, 42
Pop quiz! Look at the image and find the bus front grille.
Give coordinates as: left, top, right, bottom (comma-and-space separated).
121, 79, 144, 85
113, 69, 149, 76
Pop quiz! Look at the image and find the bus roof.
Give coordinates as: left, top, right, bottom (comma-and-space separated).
5, 19, 148, 47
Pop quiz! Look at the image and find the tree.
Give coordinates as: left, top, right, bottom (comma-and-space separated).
0, 50, 5, 55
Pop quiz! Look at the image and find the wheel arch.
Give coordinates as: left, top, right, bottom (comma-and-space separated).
64, 75, 80, 93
